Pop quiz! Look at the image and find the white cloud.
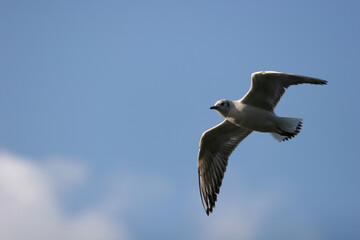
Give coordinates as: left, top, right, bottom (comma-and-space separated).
100, 169, 173, 214
42, 156, 88, 192
197, 187, 277, 240
195, 185, 322, 240
0, 150, 324, 239
0, 151, 129, 240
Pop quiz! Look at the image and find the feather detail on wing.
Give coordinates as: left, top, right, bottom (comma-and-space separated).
241, 71, 327, 111
198, 120, 252, 215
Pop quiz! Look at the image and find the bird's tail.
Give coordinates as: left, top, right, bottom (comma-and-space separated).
271, 117, 303, 142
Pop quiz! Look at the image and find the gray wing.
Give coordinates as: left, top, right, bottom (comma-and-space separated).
198, 120, 252, 215
241, 71, 327, 111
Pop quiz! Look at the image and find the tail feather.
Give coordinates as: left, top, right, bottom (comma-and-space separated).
271, 118, 303, 142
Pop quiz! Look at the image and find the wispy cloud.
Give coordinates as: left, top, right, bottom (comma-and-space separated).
0, 151, 129, 240
100, 169, 173, 214
0, 150, 324, 240
195, 183, 323, 240
196, 187, 278, 240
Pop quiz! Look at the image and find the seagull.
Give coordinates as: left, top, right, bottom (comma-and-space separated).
198, 71, 327, 215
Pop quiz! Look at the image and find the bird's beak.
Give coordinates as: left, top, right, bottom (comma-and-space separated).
210, 106, 217, 110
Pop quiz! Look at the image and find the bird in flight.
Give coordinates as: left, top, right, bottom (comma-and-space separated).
198, 71, 327, 215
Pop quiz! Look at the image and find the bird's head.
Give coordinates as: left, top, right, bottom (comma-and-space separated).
210, 99, 231, 116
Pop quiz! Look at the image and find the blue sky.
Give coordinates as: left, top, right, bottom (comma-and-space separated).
1, 0, 359, 239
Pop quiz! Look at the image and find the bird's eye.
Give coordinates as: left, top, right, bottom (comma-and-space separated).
221, 102, 224, 106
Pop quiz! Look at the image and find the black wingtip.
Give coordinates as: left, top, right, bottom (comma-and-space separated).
206, 207, 213, 216
316, 79, 328, 85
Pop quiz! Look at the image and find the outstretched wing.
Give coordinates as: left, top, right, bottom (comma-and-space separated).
241, 71, 327, 111
198, 120, 252, 215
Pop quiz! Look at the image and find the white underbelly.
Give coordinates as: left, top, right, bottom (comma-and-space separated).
227, 104, 278, 132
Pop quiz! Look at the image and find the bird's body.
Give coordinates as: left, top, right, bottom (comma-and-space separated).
226, 101, 278, 133
198, 71, 327, 215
